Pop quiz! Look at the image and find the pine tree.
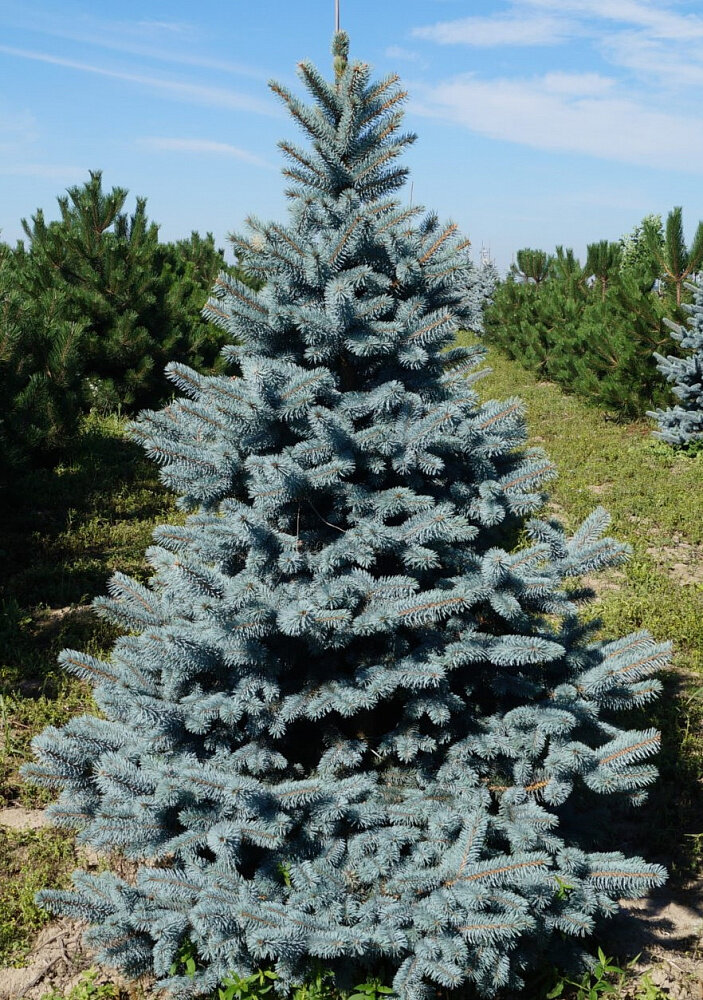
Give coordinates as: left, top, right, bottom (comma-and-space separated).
646, 206, 703, 307
15, 171, 161, 412
485, 245, 673, 417
0, 242, 85, 477
14, 172, 235, 416
551, 245, 583, 287
564, 269, 670, 416
155, 231, 249, 383
512, 248, 550, 285
585, 241, 621, 302
25, 35, 667, 1000
648, 279, 703, 446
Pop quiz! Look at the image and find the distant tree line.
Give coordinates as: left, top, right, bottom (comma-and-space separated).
3, 176, 700, 491
484, 208, 703, 416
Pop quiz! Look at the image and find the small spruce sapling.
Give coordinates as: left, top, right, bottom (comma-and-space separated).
649, 279, 703, 447
25, 33, 667, 1000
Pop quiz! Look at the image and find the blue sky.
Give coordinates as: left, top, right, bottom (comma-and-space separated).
1, 0, 703, 274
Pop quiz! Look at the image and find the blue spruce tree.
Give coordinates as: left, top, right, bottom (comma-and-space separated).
648, 279, 703, 446
25, 35, 667, 1000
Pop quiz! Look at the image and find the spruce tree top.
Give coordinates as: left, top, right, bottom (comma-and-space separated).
26, 34, 666, 1000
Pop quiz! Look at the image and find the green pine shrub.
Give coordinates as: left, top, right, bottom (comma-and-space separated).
648, 206, 703, 307
484, 237, 679, 417
13, 170, 231, 414
0, 173, 259, 475
0, 247, 85, 479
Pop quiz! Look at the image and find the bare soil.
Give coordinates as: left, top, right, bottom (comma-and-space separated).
0, 810, 48, 832
645, 537, 703, 587
0, 920, 88, 1000
612, 880, 703, 998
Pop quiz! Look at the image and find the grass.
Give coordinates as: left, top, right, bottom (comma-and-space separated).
40, 967, 118, 1000
0, 826, 77, 966
0, 355, 701, 994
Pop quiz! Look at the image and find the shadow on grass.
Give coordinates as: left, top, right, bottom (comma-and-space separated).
0, 413, 177, 698
639, 671, 703, 883
572, 670, 703, 886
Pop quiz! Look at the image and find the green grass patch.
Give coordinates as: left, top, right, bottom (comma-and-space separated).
1, 412, 180, 613
0, 682, 94, 808
0, 826, 77, 966
39, 968, 119, 1000
1, 411, 180, 704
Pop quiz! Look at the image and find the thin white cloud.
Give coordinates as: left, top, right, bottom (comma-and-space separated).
412, 0, 703, 62
525, 0, 703, 93
0, 5, 270, 80
516, 0, 703, 83
411, 0, 703, 159
601, 29, 703, 90
411, 73, 703, 172
23, 27, 270, 81
135, 20, 191, 34
519, 0, 703, 40
541, 72, 615, 96
138, 137, 274, 169
0, 107, 39, 147
412, 13, 573, 46
0, 163, 86, 179
0, 44, 278, 116
385, 45, 427, 65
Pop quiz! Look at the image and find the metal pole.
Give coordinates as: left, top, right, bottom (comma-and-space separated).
335, 0, 340, 32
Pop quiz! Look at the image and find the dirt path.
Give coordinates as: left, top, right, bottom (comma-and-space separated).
0, 919, 88, 1000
